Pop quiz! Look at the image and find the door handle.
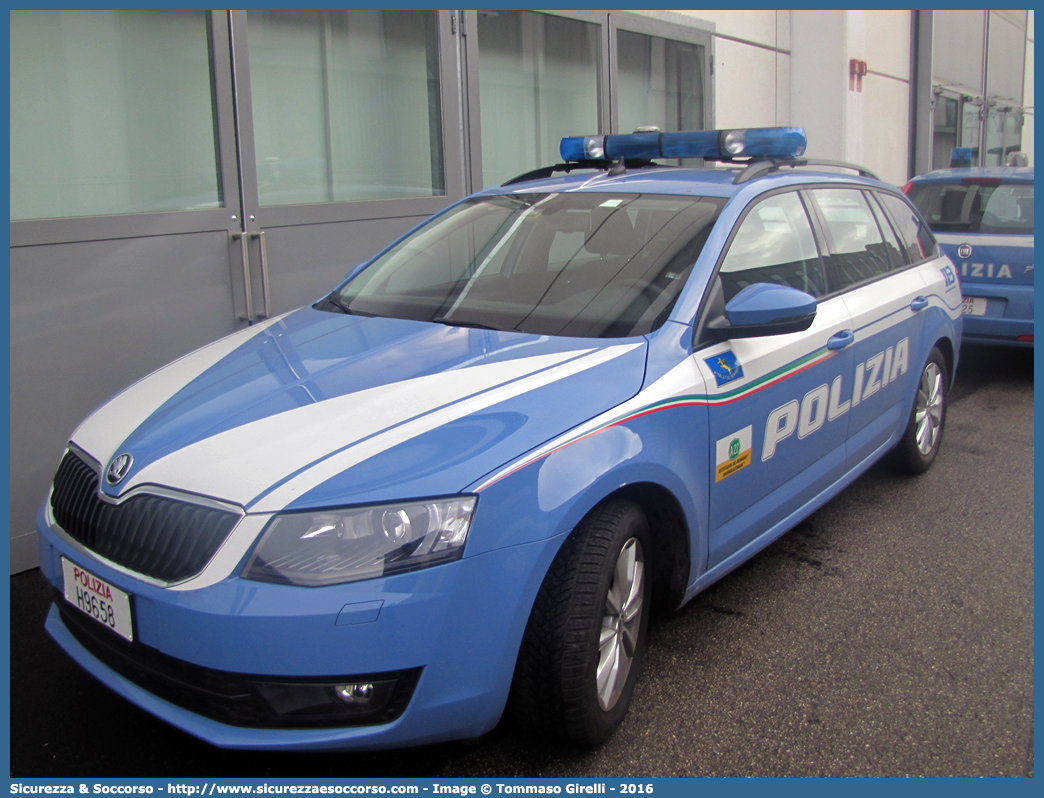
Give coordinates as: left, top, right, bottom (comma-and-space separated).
231, 232, 254, 323
231, 230, 271, 323
827, 330, 854, 350
250, 230, 271, 320
910, 296, 929, 312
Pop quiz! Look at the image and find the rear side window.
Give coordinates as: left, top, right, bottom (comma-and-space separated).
718, 191, 826, 302
810, 188, 900, 291
877, 192, 938, 264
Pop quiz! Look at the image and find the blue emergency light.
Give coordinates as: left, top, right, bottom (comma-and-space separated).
560, 127, 807, 163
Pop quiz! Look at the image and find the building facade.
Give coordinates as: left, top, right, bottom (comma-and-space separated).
8, 9, 1034, 572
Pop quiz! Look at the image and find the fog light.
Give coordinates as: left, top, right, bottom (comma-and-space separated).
253, 670, 421, 725
336, 683, 375, 703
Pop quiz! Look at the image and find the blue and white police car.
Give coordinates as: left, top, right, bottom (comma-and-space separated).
38, 127, 961, 751
904, 165, 1033, 347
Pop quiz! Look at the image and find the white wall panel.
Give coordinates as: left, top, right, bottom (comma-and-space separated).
790, 10, 845, 161
688, 10, 778, 48
775, 52, 791, 126
863, 10, 911, 80
713, 37, 778, 128
863, 76, 910, 185
776, 10, 791, 53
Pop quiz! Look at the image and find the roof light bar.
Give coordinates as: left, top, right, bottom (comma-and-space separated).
560, 127, 807, 163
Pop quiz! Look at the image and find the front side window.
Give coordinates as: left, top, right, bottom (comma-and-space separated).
718, 192, 825, 302
325, 192, 726, 338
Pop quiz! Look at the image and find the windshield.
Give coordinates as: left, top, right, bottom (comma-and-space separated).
324, 192, 726, 338
907, 181, 1034, 234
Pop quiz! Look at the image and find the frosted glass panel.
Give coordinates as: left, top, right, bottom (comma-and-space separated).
247, 10, 445, 206
477, 11, 601, 188
10, 10, 220, 220
617, 31, 704, 135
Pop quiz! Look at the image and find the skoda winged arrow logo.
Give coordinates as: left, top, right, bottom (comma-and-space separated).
106, 453, 133, 486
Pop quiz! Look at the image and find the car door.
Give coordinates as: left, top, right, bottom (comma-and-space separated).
697, 189, 855, 569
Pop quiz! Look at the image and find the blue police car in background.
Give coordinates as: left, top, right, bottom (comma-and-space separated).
38, 128, 961, 750
904, 166, 1033, 347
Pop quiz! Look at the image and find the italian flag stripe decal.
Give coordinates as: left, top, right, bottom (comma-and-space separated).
475, 347, 836, 491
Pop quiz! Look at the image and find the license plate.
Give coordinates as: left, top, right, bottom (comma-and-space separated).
62, 557, 134, 641
962, 296, 988, 316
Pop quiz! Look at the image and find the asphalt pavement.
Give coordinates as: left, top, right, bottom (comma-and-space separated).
8, 344, 1034, 778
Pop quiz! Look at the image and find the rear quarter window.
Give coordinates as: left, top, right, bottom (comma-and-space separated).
877, 192, 938, 264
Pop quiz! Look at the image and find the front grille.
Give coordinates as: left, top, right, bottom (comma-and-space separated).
50, 451, 240, 582
55, 595, 421, 729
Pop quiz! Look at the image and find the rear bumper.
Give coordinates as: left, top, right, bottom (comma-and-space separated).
960, 282, 1033, 347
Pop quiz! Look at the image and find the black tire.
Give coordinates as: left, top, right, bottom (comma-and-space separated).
893, 346, 948, 474
511, 500, 651, 748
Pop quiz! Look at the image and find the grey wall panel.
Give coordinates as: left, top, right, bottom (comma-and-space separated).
261, 215, 431, 316
10, 231, 238, 570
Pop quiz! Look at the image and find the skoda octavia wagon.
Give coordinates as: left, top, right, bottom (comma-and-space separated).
38, 127, 962, 750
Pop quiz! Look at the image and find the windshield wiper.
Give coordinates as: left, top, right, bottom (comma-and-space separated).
432, 316, 501, 331
317, 294, 376, 317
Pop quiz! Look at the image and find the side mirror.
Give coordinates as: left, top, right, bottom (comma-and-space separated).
706, 283, 817, 339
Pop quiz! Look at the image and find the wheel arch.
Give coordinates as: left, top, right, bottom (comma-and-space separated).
933, 334, 957, 388
573, 482, 692, 616
612, 483, 691, 615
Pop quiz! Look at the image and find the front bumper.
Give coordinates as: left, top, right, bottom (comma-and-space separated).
38, 509, 564, 751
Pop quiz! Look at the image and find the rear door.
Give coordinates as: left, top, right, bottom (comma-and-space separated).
806, 187, 932, 470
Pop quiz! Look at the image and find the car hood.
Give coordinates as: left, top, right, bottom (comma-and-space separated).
71, 309, 648, 513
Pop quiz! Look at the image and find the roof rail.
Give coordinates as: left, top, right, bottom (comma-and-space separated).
734, 158, 879, 184
502, 158, 658, 186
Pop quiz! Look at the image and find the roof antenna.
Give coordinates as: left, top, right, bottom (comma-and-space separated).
607, 158, 627, 177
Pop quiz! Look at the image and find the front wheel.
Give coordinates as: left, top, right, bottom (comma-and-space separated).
512, 500, 651, 748
893, 346, 948, 473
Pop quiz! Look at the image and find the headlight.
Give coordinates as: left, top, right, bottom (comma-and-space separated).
243, 497, 476, 587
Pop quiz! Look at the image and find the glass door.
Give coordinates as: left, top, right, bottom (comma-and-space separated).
226, 10, 466, 323
609, 13, 713, 141
461, 10, 610, 191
